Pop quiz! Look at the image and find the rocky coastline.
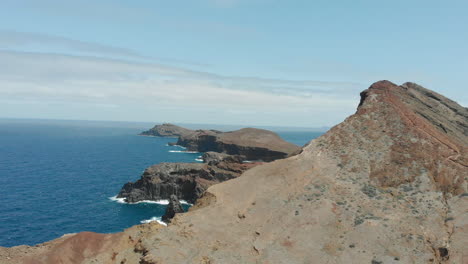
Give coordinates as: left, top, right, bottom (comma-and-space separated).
2, 81, 467, 264
117, 125, 300, 204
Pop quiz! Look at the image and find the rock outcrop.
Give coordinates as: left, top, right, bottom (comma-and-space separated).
122, 126, 298, 204
139, 123, 300, 162
139, 123, 193, 137
2, 81, 467, 264
176, 128, 300, 161
117, 157, 260, 204
161, 195, 184, 223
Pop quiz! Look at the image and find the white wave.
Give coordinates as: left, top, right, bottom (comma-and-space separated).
135, 199, 169, 205
194, 158, 203, 162
110, 196, 192, 206
180, 200, 193, 205
108, 196, 126, 204
109, 196, 169, 205
168, 150, 199, 154
242, 160, 253, 163
140, 216, 167, 226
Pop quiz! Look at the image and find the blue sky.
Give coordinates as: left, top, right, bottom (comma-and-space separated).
0, 0, 467, 127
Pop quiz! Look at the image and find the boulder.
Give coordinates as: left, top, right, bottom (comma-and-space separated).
161, 195, 184, 223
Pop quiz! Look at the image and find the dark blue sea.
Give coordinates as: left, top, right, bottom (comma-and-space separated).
0, 119, 322, 247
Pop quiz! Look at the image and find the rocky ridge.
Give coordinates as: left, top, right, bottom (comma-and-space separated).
140, 123, 301, 162
176, 127, 300, 161
139, 123, 193, 137
2, 81, 467, 264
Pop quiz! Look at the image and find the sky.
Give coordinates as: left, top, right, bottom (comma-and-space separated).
0, 0, 467, 128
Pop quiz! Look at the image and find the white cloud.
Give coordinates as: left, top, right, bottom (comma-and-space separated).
0, 50, 361, 127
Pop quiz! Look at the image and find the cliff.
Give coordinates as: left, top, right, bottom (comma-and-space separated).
2, 81, 467, 264
117, 153, 260, 203
176, 128, 301, 161
139, 123, 193, 137
140, 123, 301, 162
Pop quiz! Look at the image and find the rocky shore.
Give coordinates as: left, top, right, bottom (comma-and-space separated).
2, 81, 467, 264
117, 152, 261, 204
117, 125, 300, 204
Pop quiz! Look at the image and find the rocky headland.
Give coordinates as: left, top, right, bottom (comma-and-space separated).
117, 125, 300, 204
142, 124, 301, 162
175, 127, 300, 161
117, 152, 261, 204
2, 81, 467, 264
139, 123, 193, 137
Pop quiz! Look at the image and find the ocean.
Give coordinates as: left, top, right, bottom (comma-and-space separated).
0, 119, 322, 247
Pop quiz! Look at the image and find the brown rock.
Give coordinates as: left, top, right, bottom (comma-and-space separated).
177, 127, 301, 161
139, 123, 193, 137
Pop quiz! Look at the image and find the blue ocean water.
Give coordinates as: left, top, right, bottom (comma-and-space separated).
0, 119, 322, 247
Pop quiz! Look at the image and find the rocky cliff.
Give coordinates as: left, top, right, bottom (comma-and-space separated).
2, 81, 467, 264
139, 123, 193, 137
117, 152, 260, 203
161, 195, 184, 223
176, 128, 301, 161
139, 123, 300, 162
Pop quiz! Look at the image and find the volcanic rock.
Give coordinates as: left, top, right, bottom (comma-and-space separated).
176, 127, 300, 161
2, 81, 467, 264
117, 158, 260, 204
202, 151, 245, 164
139, 123, 193, 137
140, 124, 300, 162
162, 195, 184, 223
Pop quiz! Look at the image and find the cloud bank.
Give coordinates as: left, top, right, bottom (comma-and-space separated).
0, 31, 362, 127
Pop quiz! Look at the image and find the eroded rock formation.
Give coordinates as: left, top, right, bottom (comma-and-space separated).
161, 195, 184, 223
117, 157, 260, 204
2, 81, 467, 264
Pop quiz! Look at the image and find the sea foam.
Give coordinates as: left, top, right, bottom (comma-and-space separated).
108, 196, 126, 204
109, 196, 192, 205
140, 216, 167, 226
168, 150, 200, 154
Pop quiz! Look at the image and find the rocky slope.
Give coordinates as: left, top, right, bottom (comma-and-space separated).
139, 123, 193, 137
117, 152, 260, 203
2, 81, 467, 264
176, 128, 300, 161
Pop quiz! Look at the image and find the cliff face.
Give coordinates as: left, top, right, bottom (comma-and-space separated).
140, 124, 300, 162
139, 123, 193, 137
2, 81, 467, 264
177, 128, 301, 161
117, 154, 260, 203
